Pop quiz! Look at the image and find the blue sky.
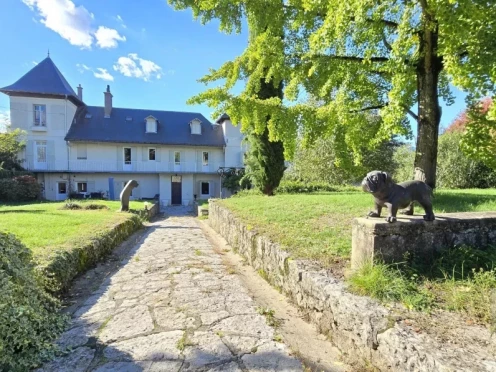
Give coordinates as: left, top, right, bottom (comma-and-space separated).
0, 0, 468, 137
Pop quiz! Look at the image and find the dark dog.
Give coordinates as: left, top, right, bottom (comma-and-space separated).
361, 170, 435, 223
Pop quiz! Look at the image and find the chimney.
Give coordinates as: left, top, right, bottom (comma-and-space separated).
104, 85, 113, 118
77, 84, 83, 101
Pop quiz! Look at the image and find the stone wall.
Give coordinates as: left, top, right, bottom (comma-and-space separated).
39, 215, 143, 293
352, 212, 496, 268
209, 200, 496, 371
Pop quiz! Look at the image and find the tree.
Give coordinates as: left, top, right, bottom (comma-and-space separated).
0, 129, 25, 171
451, 98, 496, 170
169, 0, 495, 189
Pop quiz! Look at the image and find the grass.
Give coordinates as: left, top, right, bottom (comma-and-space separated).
219, 189, 496, 265
219, 189, 496, 324
0, 199, 146, 264
349, 245, 496, 325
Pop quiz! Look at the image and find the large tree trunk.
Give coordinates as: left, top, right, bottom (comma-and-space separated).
414, 19, 442, 189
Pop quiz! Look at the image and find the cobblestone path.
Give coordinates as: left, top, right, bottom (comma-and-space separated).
39, 212, 303, 372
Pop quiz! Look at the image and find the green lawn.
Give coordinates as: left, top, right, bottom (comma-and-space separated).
0, 200, 147, 264
219, 189, 496, 266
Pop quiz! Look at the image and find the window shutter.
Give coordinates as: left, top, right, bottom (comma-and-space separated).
47, 140, 55, 170
116, 147, 123, 171
88, 181, 95, 193
142, 147, 147, 161
155, 147, 161, 162
26, 140, 33, 168
77, 144, 87, 159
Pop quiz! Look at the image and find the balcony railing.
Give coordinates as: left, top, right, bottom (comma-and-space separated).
22, 159, 225, 173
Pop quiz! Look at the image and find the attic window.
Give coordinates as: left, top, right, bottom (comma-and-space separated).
190, 119, 202, 135
126, 116, 132, 121
85, 113, 92, 119
145, 116, 157, 133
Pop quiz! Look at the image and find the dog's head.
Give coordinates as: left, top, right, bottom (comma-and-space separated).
361, 170, 391, 194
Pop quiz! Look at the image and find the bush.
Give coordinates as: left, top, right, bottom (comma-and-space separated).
83, 204, 109, 210
276, 180, 360, 194
60, 202, 82, 210
0, 233, 67, 371
391, 133, 496, 188
437, 132, 496, 188
0, 175, 41, 201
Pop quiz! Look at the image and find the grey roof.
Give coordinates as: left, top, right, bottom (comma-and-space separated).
215, 113, 231, 124
0, 57, 83, 105
65, 106, 225, 147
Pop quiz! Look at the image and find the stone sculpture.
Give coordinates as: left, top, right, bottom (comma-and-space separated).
120, 180, 139, 212
361, 170, 435, 223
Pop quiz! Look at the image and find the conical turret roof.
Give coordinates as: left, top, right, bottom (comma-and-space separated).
0, 56, 82, 104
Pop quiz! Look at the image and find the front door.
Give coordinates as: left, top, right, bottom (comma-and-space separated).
56, 182, 67, 200
171, 176, 182, 205
123, 148, 132, 171
34, 141, 47, 170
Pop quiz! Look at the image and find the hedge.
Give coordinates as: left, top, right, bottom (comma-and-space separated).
40, 215, 144, 293
0, 233, 67, 371
276, 180, 360, 194
0, 175, 41, 201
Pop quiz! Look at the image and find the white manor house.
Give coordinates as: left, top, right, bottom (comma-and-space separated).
1, 56, 246, 205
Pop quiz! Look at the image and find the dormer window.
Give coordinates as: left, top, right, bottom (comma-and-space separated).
145, 116, 157, 133
190, 118, 202, 135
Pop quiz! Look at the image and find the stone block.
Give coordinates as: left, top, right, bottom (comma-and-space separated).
352, 212, 496, 269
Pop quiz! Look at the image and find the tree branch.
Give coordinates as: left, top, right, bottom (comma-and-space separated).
308, 54, 390, 63
404, 106, 418, 121
350, 103, 388, 113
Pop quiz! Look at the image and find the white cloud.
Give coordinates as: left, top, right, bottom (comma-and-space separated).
32, 61, 38, 66
76, 63, 91, 73
93, 68, 114, 81
113, 53, 162, 81
94, 26, 126, 49
23, 0, 94, 48
0, 111, 11, 133
23, 0, 125, 49
116, 14, 126, 28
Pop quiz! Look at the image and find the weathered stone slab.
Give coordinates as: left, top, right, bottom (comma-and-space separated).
36, 347, 95, 372
352, 212, 496, 268
103, 331, 184, 361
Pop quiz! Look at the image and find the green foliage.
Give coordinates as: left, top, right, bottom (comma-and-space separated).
276, 180, 359, 194
391, 144, 416, 182
168, 0, 495, 182
222, 172, 249, 193
459, 99, 496, 170
0, 175, 41, 201
0, 233, 67, 371
0, 129, 25, 171
243, 128, 286, 196
437, 132, 496, 188
287, 135, 402, 185
392, 134, 496, 188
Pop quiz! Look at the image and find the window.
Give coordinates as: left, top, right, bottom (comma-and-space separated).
202, 151, 209, 166
174, 151, 180, 165
201, 182, 210, 195
77, 145, 87, 160
58, 182, 67, 194
77, 182, 87, 193
146, 117, 157, 133
124, 148, 132, 164
149, 148, 156, 161
190, 119, 201, 134
34, 105, 46, 126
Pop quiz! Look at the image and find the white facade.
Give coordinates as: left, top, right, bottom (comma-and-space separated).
7, 95, 245, 205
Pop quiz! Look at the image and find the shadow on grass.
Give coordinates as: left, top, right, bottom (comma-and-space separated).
434, 193, 496, 213
0, 209, 46, 214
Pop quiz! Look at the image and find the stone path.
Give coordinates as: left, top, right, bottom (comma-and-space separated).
39, 208, 303, 372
